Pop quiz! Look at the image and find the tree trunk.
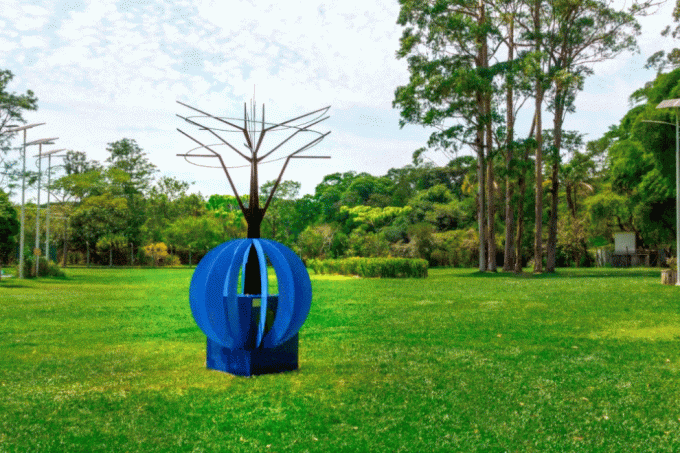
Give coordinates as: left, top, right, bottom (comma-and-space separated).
516, 108, 538, 273
566, 183, 576, 218
546, 158, 559, 272
62, 217, 68, 269
533, 0, 544, 273
109, 247, 113, 267
86, 241, 90, 267
487, 122, 497, 271
546, 87, 565, 273
514, 192, 525, 273
503, 19, 516, 272
476, 0, 488, 272
477, 123, 487, 272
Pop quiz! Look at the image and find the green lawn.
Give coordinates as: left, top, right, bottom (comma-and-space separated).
2, 267, 680, 452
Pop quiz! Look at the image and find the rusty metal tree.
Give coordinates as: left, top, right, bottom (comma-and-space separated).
176, 99, 331, 239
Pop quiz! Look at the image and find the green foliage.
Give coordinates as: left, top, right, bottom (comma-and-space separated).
164, 254, 181, 267
96, 234, 127, 267
430, 229, 480, 268
308, 257, 428, 278
18, 256, 65, 278
393, 0, 500, 158
51, 168, 108, 201
295, 224, 336, 260
556, 216, 594, 267
71, 194, 128, 248
646, 0, 680, 72
205, 194, 246, 237
164, 215, 226, 259
0, 189, 19, 265
340, 205, 412, 233
96, 234, 126, 253
260, 180, 301, 245
0, 69, 38, 192
346, 231, 390, 257
105, 138, 157, 195
61, 150, 102, 175
589, 67, 680, 247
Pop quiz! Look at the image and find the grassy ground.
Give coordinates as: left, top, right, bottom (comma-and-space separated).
1, 267, 680, 452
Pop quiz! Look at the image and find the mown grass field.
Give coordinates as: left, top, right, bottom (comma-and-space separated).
2, 267, 680, 452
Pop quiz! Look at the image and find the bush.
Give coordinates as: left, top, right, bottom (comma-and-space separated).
17, 255, 34, 278
43, 259, 66, 278
667, 257, 677, 272
163, 254, 181, 267
430, 229, 479, 267
17, 257, 65, 278
64, 251, 84, 266
308, 257, 428, 278
143, 242, 169, 266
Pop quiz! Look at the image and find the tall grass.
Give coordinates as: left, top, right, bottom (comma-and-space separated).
1, 267, 680, 452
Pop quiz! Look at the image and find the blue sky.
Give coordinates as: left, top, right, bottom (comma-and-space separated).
0, 0, 676, 202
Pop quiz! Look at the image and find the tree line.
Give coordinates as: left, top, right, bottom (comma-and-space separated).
2, 0, 680, 271
392, 0, 672, 272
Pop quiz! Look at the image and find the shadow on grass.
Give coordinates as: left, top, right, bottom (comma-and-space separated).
0, 276, 71, 288
0, 281, 32, 288
462, 268, 661, 280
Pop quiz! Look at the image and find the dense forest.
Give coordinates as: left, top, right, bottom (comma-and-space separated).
2, 0, 680, 272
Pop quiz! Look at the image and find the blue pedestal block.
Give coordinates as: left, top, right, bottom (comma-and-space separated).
206, 334, 299, 377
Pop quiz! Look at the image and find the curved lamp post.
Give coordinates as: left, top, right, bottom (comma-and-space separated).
35, 148, 66, 262
26, 137, 58, 276
656, 99, 680, 285
4, 123, 45, 278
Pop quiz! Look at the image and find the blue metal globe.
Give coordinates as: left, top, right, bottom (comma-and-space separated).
189, 239, 312, 374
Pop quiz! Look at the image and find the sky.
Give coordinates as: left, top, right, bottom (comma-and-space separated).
0, 0, 677, 203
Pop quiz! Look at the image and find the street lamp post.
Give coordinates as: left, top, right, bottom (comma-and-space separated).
656, 99, 680, 286
35, 149, 66, 262
4, 123, 45, 279
26, 137, 58, 276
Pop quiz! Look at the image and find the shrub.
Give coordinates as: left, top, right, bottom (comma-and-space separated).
64, 251, 84, 266
307, 257, 427, 278
430, 229, 479, 267
43, 259, 66, 278
17, 257, 65, 278
347, 231, 390, 258
143, 242, 169, 267
295, 225, 336, 260
163, 254, 182, 267
17, 255, 34, 278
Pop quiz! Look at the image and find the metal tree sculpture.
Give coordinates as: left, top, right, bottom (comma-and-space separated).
176, 99, 331, 238
177, 98, 331, 376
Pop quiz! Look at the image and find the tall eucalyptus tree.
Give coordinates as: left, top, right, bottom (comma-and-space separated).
394, 0, 504, 271
540, 0, 653, 272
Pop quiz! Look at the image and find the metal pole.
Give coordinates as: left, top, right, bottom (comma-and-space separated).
35, 143, 42, 276
45, 153, 52, 261
676, 107, 679, 285
19, 130, 26, 279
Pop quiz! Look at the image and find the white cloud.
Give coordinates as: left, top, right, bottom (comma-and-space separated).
20, 35, 48, 48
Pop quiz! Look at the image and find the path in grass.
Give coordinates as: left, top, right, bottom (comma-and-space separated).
1, 267, 680, 452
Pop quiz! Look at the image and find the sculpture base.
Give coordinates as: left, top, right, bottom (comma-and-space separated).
206, 334, 299, 377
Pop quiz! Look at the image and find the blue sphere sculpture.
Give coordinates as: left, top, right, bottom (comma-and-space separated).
190, 238, 312, 376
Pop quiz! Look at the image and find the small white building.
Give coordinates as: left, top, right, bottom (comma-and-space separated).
613, 232, 636, 255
